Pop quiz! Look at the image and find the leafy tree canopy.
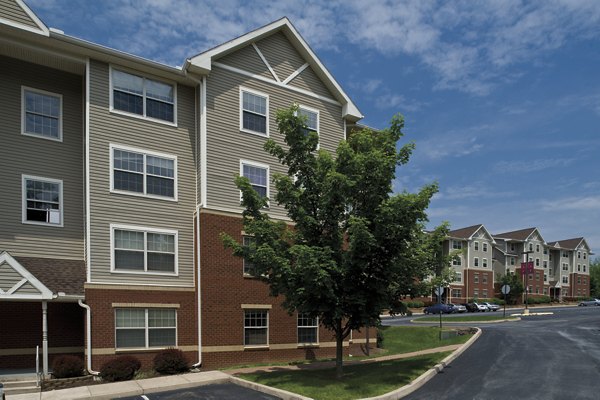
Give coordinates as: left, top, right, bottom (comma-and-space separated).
222, 105, 437, 377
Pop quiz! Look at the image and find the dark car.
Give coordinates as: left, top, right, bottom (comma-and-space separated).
423, 303, 453, 314
462, 302, 479, 312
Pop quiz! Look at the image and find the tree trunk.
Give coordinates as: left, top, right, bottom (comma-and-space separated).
335, 320, 344, 379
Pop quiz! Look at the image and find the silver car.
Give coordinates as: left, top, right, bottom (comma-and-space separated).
578, 299, 600, 306
483, 302, 500, 311
449, 303, 467, 313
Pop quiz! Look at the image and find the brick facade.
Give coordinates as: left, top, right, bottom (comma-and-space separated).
464, 269, 495, 300
0, 302, 84, 369
84, 287, 197, 370
198, 211, 368, 369
570, 273, 590, 298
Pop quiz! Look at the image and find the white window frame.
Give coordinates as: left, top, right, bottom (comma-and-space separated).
244, 309, 269, 347
562, 276, 568, 284
21, 86, 63, 142
114, 308, 177, 350
109, 144, 178, 201
21, 175, 63, 227
474, 241, 479, 251
483, 243, 488, 252
239, 86, 269, 137
243, 236, 256, 276
240, 160, 270, 204
109, 66, 177, 126
452, 240, 462, 250
452, 256, 461, 266
297, 313, 319, 346
298, 104, 320, 149
482, 258, 488, 268
474, 257, 479, 267
110, 224, 178, 276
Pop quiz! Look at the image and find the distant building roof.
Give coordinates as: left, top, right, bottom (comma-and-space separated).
548, 237, 585, 250
493, 227, 537, 241
15, 257, 85, 297
448, 224, 484, 239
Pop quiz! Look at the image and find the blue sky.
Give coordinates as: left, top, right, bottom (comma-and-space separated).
28, 0, 600, 251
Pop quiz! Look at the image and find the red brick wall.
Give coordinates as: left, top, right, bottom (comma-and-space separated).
85, 287, 197, 370
198, 211, 367, 369
571, 273, 590, 297
0, 302, 84, 369
465, 269, 495, 299
516, 267, 546, 297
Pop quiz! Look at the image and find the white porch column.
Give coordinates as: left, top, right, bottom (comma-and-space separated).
42, 301, 48, 376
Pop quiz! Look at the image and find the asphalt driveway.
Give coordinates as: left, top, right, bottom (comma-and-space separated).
115, 382, 281, 400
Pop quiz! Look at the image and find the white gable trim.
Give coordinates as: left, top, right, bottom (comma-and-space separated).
0, 252, 53, 299
188, 18, 362, 120
252, 43, 280, 82
525, 228, 546, 244
282, 63, 309, 85
0, 0, 49, 36
469, 225, 496, 244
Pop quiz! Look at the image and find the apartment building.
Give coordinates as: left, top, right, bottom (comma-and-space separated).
443, 225, 592, 303
445, 224, 496, 303
0, 0, 367, 375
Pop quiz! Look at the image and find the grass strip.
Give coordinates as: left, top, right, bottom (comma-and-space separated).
414, 315, 516, 322
239, 352, 450, 400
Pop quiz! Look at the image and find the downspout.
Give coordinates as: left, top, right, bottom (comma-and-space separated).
78, 300, 98, 375
193, 207, 202, 368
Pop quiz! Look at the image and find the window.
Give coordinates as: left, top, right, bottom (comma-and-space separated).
111, 225, 177, 274
298, 313, 318, 345
473, 289, 479, 297
536, 273, 540, 281
243, 236, 256, 275
543, 247, 548, 255
22, 175, 62, 226
510, 257, 515, 266
536, 258, 540, 267
543, 261, 548, 268
298, 106, 319, 133
549, 254, 553, 261
529, 243, 533, 251
510, 243, 515, 251
584, 252, 587, 260
22, 87, 62, 140
244, 310, 268, 346
474, 273, 479, 284
452, 256, 461, 266
482, 289, 488, 297
474, 241, 479, 251
536, 244, 540, 252
483, 243, 488, 252
240, 88, 268, 135
453, 273, 462, 283
578, 251, 581, 259
451, 289, 462, 298
111, 146, 177, 199
474, 257, 479, 267
482, 258, 488, 268
584, 265, 587, 273
536, 287, 540, 294
578, 276, 581, 284
562, 251, 568, 258
543, 288, 548, 295
111, 69, 175, 123
562, 263, 568, 271
452, 240, 462, 250
482, 274, 488, 284
241, 161, 269, 199
544, 274, 547, 281
562, 276, 568, 284
577, 264, 581, 272
115, 308, 176, 349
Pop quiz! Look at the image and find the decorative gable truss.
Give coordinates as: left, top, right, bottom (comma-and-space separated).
0, 251, 53, 300
0, 0, 49, 36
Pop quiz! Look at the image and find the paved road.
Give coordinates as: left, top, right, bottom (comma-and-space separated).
115, 383, 280, 400
388, 307, 600, 400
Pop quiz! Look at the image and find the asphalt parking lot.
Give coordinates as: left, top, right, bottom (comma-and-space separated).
115, 383, 280, 400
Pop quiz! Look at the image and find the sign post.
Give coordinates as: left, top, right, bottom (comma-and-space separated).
435, 286, 444, 338
501, 284, 511, 318
521, 253, 534, 311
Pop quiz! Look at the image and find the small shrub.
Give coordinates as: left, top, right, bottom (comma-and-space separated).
376, 329, 384, 348
407, 301, 424, 308
52, 355, 84, 379
100, 355, 141, 382
153, 348, 189, 375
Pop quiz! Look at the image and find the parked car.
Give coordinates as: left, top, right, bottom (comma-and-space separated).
448, 303, 467, 313
578, 299, 600, 306
462, 303, 479, 312
423, 303, 453, 314
472, 302, 489, 312
483, 302, 500, 311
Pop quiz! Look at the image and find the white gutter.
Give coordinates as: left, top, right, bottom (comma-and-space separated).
77, 300, 99, 375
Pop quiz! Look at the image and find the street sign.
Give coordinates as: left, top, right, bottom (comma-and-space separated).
501, 285, 511, 295
435, 286, 444, 296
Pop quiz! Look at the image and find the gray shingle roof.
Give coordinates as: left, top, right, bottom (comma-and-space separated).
15, 257, 85, 296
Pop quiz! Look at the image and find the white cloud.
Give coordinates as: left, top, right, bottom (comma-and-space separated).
540, 196, 600, 212
493, 158, 575, 173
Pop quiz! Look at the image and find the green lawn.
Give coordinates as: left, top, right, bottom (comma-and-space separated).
239, 352, 450, 400
378, 325, 472, 355
414, 314, 517, 322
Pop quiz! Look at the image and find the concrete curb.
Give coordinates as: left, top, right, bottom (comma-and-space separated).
410, 317, 520, 324
230, 376, 312, 400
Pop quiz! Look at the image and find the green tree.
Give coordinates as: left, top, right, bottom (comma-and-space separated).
222, 105, 437, 378
496, 273, 524, 304
590, 257, 600, 298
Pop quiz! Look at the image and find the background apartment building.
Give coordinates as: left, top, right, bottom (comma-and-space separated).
0, 0, 367, 375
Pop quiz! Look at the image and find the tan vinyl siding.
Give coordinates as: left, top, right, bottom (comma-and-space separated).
88, 60, 196, 287
0, 56, 84, 259
217, 45, 273, 80
205, 65, 344, 219
0, 0, 38, 29
289, 66, 335, 99
255, 32, 306, 82
0, 265, 24, 289
16, 282, 39, 294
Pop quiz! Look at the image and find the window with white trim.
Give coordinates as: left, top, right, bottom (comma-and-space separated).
562, 263, 568, 271
510, 257, 515, 266
529, 243, 533, 251
453, 272, 462, 283
452, 240, 462, 250
297, 313, 318, 344
583, 252, 587, 260
115, 308, 176, 349
112, 226, 177, 274
536, 244, 540, 252
482, 273, 488, 284
510, 243, 515, 251
240, 88, 268, 135
474, 257, 479, 267
111, 69, 175, 123
536, 258, 540, 267
451, 289, 462, 298
474, 241, 479, 251
22, 175, 62, 226
483, 243, 488, 252
577, 264, 581, 272
243, 236, 256, 276
562, 276, 568, 284
482, 289, 488, 297
241, 161, 268, 199
22, 87, 62, 140
244, 310, 268, 346
482, 258, 488, 268
474, 273, 479, 283
578, 251, 581, 259
452, 256, 461, 266
111, 146, 176, 199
